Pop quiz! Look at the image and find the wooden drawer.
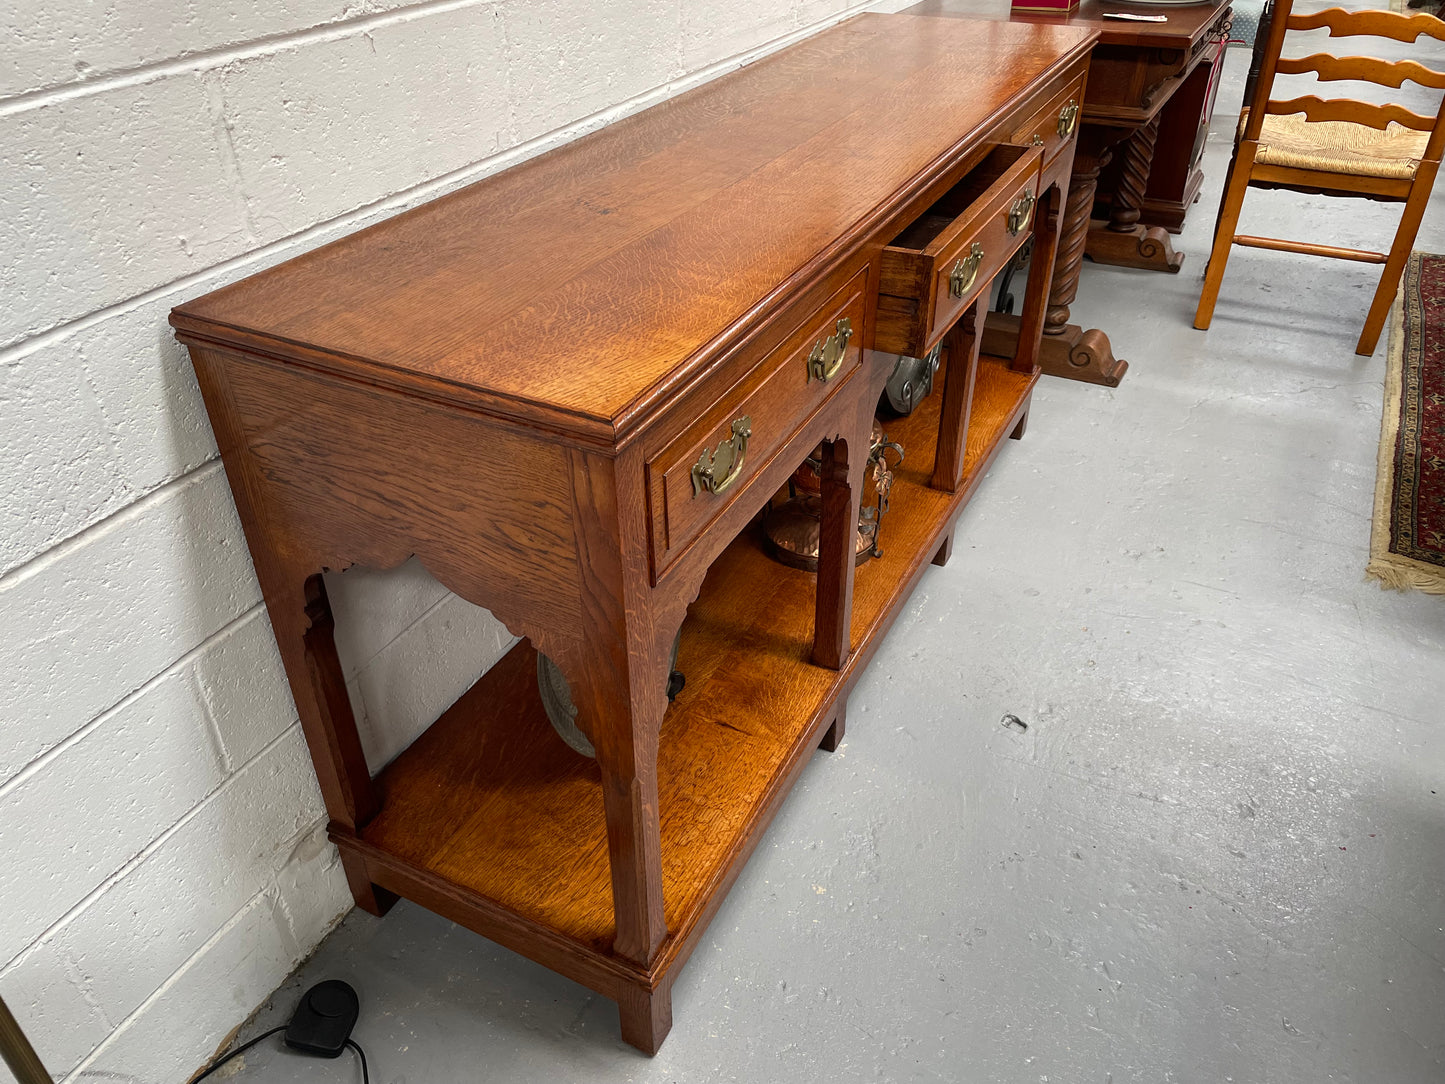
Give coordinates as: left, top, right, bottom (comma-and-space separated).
1008, 72, 1086, 169
646, 271, 867, 577
876, 144, 1042, 357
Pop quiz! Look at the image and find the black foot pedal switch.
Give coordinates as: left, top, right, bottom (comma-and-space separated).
285, 980, 359, 1058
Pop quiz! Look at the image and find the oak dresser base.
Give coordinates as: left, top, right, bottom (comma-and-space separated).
170, 14, 1094, 1054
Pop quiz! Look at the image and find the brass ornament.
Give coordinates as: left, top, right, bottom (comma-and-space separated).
1057, 99, 1080, 138
806, 317, 854, 383
691, 415, 752, 496
1007, 189, 1035, 236
948, 243, 985, 299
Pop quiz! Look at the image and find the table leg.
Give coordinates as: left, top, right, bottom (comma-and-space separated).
1085, 114, 1185, 273
564, 449, 670, 973
1010, 180, 1064, 375
932, 531, 956, 567
931, 298, 984, 493
258, 571, 395, 917
562, 635, 668, 973
811, 400, 868, 671
819, 699, 847, 752
618, 978, 673, 1056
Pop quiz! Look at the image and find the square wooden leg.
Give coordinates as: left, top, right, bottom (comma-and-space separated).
819, 701, 847, 752
1011, 182, 1063, 374
811, 400, 871, 671
342, 855, 398, 917
930, 300, 984, 493
1009, 407, 1029, 441
932, 531, 955, 567
618, 980, 673, 1055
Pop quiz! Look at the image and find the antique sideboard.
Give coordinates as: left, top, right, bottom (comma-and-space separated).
910, 0, 1233, 386
170, 14, 1096, 1054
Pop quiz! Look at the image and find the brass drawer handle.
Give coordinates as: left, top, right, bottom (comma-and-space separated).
1007, 190, 1035, 236
1031, 134, 1045, 146
806, 317, 854, 383
1057, 99, 1080, 139
691, 415, 752, 497
948, 242, 985, 299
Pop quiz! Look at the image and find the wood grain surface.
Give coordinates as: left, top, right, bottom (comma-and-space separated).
1007, 72, 1089, 163
171, 15, 1093, 436
647, 273, 867, 577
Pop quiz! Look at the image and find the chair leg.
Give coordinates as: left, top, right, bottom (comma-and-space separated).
1194, 141, 1259, 331
1357, 170, 1435, 355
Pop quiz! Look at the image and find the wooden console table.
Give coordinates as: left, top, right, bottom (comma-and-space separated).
908, 0, 1232, 386
171, 15, 1095, 1054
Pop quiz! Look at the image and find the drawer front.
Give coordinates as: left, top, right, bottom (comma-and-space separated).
647, 272, 867, 577
1008, 73, 1086, 168
877, 144, 1042, 356
920, 161, 1040, 348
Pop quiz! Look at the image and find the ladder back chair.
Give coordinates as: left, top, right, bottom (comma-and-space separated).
1194, 0, 1445, 355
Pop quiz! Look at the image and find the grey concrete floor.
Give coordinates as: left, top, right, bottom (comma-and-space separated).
221, 36, 1445, 1084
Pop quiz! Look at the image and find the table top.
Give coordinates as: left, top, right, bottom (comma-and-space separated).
904, 0, 1231, 51
172, 14, 1094, 439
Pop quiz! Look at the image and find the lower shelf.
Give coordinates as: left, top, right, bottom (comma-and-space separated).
345, 353, 1038, 987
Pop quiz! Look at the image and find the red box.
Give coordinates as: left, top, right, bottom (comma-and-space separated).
1011, 0, 1080, 12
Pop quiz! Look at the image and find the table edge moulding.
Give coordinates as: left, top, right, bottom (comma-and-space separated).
169, 12, 1098, 1054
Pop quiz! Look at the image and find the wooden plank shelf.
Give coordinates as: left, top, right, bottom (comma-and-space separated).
344, 352, 1037, 987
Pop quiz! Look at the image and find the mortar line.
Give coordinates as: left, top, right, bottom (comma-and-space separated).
0, 718, 308, 978
2, 0, 875, 118
61, 882, 287, 1083
0, 3, 868, 367
60, 950, 117, 1032
0, 459, 223, 588
0, 0, 494, 118
0, 602, 264, 803
342, 580, 461, 679
194, 670, 240, 777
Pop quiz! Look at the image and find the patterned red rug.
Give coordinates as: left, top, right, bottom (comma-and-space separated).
1369, 252, 1445, 594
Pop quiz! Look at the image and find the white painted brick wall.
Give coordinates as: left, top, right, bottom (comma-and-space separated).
214, 7, 514, 242
0, 74, 256, 347
329, 564, 517, 768
0, 0, 882, 1080
0, 289, 217, 576
0, 0, 418, 98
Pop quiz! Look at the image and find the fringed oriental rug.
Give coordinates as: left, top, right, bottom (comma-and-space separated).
1369, 252, 1445, 594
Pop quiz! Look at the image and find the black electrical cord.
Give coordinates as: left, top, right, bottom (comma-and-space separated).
191, 1026, 370, 1083
345, 1039, 370, 1084
192, 1026, 286, 1082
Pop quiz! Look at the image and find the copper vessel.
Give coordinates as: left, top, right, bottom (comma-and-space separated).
762, 420, 903, 571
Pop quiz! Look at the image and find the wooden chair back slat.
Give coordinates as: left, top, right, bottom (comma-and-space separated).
1285, 7, 1445, 44
1196, 0, 1445, 354
1275, 52, 1445, 90
1263, 94, 1435, 131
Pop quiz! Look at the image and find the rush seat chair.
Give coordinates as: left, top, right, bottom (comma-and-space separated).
1193, 0, 1445, 355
